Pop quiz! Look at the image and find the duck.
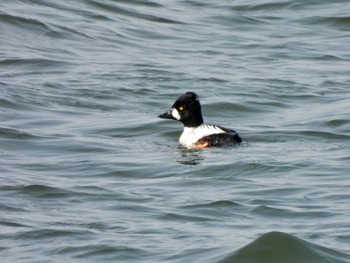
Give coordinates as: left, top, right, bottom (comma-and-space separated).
158, 92, 243, 148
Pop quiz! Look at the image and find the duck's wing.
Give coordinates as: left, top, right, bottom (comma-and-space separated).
194, 125, 242, 147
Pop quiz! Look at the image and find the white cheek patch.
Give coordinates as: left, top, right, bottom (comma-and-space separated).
171, 108, 181, 120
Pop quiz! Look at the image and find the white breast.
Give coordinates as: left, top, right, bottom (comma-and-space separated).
179, 125, 226, 148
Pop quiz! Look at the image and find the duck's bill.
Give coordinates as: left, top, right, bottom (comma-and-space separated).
158, 111, 175, 120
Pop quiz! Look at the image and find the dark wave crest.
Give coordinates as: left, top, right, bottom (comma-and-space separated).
219, 232, 350, 263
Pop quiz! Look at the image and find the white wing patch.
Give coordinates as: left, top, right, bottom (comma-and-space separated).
179, 124, 226, 148
199, 125, 227, 135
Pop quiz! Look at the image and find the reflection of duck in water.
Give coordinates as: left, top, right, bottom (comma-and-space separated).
158, 92, 243, 149
176, 147, 203, 166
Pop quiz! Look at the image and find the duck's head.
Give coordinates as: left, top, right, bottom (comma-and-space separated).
158, 92, 203, 127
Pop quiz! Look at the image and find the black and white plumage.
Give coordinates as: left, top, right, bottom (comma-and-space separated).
158, 92, 242, 148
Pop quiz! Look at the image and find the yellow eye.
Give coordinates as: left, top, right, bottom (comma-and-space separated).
179, 106, 184, 111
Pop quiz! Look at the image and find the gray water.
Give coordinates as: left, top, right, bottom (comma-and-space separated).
1, 0, 350, 262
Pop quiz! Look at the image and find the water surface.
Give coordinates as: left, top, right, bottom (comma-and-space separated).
1, 0, 350, 262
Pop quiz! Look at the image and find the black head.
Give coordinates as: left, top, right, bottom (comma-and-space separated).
158, 92, 203, 127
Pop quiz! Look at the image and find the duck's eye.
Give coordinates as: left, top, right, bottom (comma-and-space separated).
179, 106, 184, 111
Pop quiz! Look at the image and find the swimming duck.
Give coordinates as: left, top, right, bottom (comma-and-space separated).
158, 92, 243, 148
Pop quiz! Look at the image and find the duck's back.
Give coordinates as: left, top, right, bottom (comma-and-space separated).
180, 124, 242, 148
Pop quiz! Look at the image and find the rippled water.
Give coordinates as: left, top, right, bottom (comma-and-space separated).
1, 0, 350, 262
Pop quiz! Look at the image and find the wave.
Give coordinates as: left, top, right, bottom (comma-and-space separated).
218, 231, 350, 263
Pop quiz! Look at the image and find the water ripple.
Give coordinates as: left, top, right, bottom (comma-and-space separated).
1, 0, 350, 262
